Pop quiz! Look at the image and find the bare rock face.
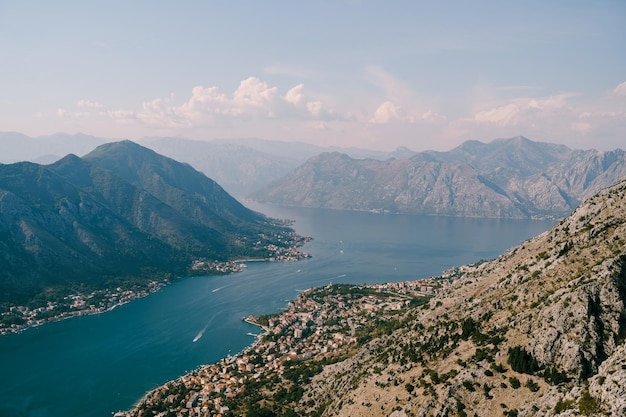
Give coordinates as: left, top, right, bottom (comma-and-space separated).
299, 177, 626, 416
253, 137, 626, 219
588, 343, 626, 416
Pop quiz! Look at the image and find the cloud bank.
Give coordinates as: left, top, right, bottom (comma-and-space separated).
58, 77, 340, 130
53, 77, 626, 152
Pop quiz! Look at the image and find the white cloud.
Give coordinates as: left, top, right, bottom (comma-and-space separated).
232, 77, 278, 112
62, 77, 342, 130
473, 94, 574, 126
369, 103, 448, 125
176, 86, 228, 121
363, 66, 445, 126
369, 101, 408, 124
137, 96, 187, 127
284, 84, 304, 106
474, 103, 521, 125
578, 111, 624, 120
612, 81, 626, 97
306, 101, 337, 120
46, 75, 624, 152
454, 89, 626, 151
305, 101, 324, 117
571, 121, 592, 134
364, 66, 413, 104
106, 109, 135, 123
421, 110, 446, 122
76, 100, 103, 109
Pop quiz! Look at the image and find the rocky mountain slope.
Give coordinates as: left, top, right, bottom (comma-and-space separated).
0, 141, 303, 305
298, 176, 626, 416
252, 137, 626, 219
122, 177, 626, 417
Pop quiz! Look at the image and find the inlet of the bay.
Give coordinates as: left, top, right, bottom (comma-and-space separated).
0, 204, 555, 417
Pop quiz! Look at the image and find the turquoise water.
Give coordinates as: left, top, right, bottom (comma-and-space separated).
0, 205, 555, 417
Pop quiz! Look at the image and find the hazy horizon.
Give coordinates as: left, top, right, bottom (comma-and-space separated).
1, 1, 624, 152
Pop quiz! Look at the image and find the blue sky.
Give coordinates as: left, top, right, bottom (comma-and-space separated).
1, 1, 624, 151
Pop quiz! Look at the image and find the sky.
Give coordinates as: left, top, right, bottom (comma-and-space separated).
0, 1, 625, 152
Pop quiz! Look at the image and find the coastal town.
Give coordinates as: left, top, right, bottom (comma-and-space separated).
0, 279, 166, 336
0, 244, 310, 336
119, 273, 456, 417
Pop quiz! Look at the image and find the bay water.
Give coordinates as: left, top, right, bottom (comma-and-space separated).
0, 204, 555, 417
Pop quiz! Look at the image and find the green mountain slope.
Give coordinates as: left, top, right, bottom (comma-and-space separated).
0, 141, 303, 305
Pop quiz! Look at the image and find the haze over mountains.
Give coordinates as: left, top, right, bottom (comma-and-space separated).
0, 132, 108, 164
0, 132, 410, 197
0, 141, 301, 304
253, 136, 626, 219
2, 132, 625, 221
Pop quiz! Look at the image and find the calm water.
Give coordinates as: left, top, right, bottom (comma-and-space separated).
0, 205, 555, 417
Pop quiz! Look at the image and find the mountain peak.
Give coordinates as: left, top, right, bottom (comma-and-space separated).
0, 143, 304, 306
493, 135, 531, 145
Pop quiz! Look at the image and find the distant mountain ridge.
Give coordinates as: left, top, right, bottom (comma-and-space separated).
0, 132, 416, 196
0, 141, 301, 304
252, 136, 626, 219
0, 131, 108, 164
137, 137, 413, 196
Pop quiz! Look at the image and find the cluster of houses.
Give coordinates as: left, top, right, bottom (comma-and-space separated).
0, 282, 164, 335
125, 276, 448, 416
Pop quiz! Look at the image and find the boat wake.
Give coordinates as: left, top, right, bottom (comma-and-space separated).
193, 317, 215, 343
192, 329, 205, 343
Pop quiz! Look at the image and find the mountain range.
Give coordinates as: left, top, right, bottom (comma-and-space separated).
0, 141, 301, 305
252, 136, 626, 219
0, 131, 108, 164
0, 132, 411, 197
132, 137, 414, 197
3, 132, 625, 220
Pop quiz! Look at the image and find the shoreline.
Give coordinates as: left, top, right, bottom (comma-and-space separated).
1, 244, 311, 337
119, 278, 446, 416
119, 313, 276, 415
0, 281, 168, 336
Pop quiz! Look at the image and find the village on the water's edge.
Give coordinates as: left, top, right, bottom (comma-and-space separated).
117, 266, 468, 417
